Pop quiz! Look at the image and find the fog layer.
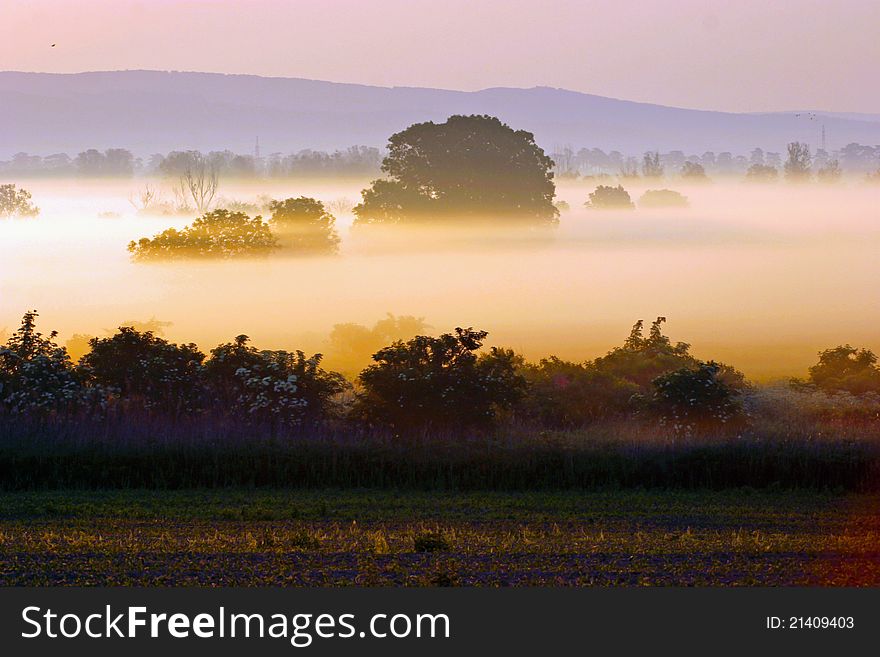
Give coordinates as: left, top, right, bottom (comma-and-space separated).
1, 179, 877, 380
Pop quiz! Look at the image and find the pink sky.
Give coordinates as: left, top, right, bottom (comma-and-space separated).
1, 0, 878, 113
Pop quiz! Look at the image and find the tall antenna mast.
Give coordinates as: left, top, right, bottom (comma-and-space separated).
254, 136, 261, 161
821, 124, 826, 152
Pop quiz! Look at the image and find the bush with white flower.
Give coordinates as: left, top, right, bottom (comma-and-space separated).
0, 311, 96, 415
205, 335, 346, 427
651, 361, 745, 434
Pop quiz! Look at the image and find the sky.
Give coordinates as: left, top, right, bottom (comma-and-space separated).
1, 0, 878, 113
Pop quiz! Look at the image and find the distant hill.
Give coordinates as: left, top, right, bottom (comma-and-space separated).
2, 70, 880, 157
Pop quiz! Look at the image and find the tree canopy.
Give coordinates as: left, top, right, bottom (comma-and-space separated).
353, 115, 558, 225
354, 328, 525, 431
268, 197, 340, 255
585, 185, 634, 210
807, 345, 880, 395
0, 184, 39, 218
638, 189, 689, 209
128, 209, 278, 260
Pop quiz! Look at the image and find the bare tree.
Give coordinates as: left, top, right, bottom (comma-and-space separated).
171, 178, 193, 213
180, 155, 219, 213
128, 183, 160, 212
328, 197, 354, 215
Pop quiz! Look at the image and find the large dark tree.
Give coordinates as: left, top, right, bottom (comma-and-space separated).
353, 115, 558, 224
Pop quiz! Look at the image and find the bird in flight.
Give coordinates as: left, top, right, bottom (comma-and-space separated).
51, 44, 56, 47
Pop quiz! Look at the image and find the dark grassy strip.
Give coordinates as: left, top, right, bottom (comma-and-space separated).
0, 488, 850, 523
1, 436, 877, 491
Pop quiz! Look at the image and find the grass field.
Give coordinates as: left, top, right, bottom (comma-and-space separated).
1, 489, 877, 586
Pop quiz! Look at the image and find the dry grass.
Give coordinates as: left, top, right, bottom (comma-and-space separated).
1, 489, 876, 586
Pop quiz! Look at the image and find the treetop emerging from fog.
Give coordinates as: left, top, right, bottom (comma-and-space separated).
354, 115, 558, 225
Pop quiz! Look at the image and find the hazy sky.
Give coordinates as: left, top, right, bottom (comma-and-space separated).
2, 0, 878, 113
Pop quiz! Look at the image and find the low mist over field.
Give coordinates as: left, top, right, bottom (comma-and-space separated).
2, 177, 877, 380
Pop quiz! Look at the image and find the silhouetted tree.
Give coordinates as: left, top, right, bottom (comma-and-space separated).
806, 345, 880, 395
354, 328, 525, 432
0, 184, 39, 218
784, 142, 812, 182
590, 318, 745, 393
79, 327, 205, 413
353, 115, 558, 224
585, 185, 634, 210
268, 197, 340, 255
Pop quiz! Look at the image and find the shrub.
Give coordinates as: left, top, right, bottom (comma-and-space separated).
651, 361, 745, 433
204, 335, 347, 428
638, 189, 689, 209
79, 327, 205, 413
268, 197, 341, 255
518, 357, 638, 427
0, 311, 89, 415
517, 320, 745, 427
128, 209, 278, 260
354, 328, 525, 432
585, 185, 634, 210
0, 184, 40, 218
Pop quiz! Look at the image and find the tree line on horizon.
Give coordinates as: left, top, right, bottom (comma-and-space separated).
0, 146, 383, 179
4, 134, 879, 182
